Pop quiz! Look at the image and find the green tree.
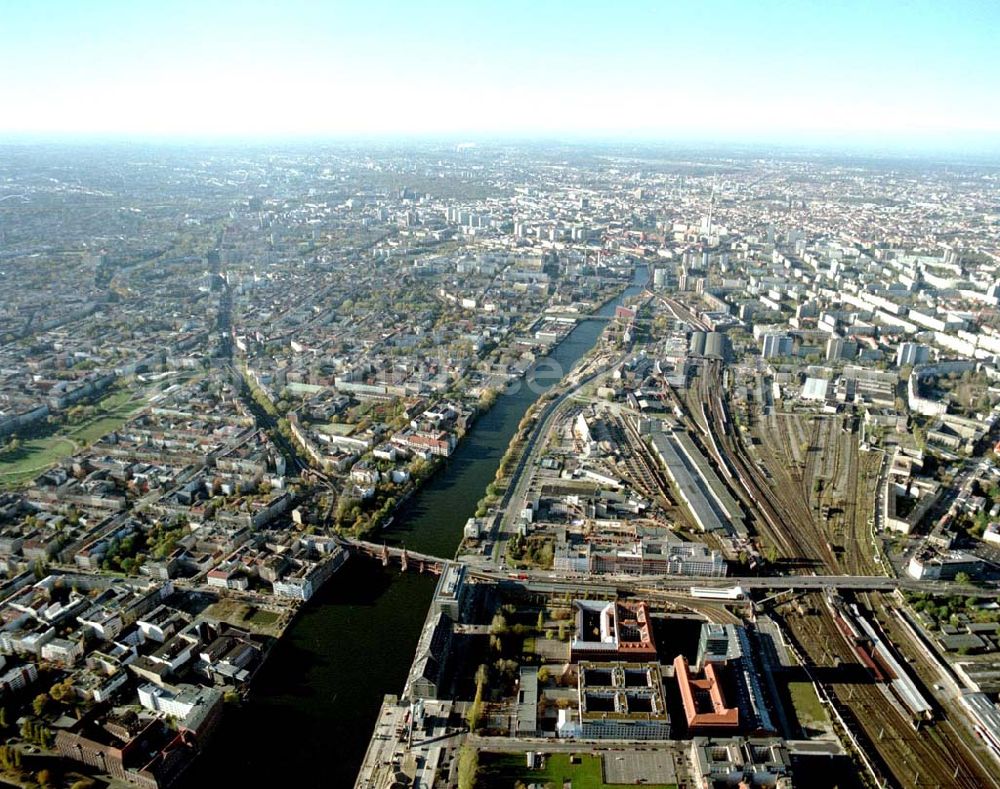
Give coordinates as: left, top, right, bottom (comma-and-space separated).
32, 693, 49, 717
465, 664, 488, 731
465, 699, 482, 732
489, 613, 509, 636
457, 746, 479, 789
764, 543, 779, 565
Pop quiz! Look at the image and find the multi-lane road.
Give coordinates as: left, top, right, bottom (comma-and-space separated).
478, 348, 627, 569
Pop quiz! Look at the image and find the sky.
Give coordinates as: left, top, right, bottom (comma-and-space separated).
1, 0, 998, 150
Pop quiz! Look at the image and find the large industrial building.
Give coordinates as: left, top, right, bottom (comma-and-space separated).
689, 331, 730, 360
696, 623, 777, 734
649, 427, 741, 536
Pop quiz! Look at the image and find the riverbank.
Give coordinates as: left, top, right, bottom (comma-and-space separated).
183, 266, 648, 787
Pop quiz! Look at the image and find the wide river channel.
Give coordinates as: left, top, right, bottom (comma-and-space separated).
186, 266, 648, 787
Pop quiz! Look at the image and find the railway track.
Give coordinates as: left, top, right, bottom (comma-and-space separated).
767, 412, 871, 575
675, 362, 991, 785
838, 434, 870, 576
801, 416, 823, 505
608, 414, 669, 501
696, 362, 829, 565
781, 595, 996, 788
746, 409, 843, 569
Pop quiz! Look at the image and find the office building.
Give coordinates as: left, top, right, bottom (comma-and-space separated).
690, 737, 794, 788
825, 336, 857, 361
674, 655, 739, 733
571, 601, 657, 663
761, 334, 792, 359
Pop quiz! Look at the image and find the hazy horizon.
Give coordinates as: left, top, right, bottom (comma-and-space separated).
0, 132, 998, 163
2, 0, 999, 154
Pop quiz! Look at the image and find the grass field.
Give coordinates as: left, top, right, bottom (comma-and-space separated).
316, 422, 356, 437
788, 681, 829, 727
0, 435, 77, 486
204, 599, 286, 637
477, 753, 677, 789
247, 609, 281, 628
67, 390, 144, 444
0, 388, 146, 487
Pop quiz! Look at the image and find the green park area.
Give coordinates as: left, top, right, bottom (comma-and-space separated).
476, 753, 677, 789
788, 681, 830, 731
203, 599, 285, 637
0, 388, 145, 487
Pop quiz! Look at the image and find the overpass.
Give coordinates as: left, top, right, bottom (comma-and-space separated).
468, 734, 843, 758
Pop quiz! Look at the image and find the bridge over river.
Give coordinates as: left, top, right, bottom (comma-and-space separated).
336, 537, 1000, 598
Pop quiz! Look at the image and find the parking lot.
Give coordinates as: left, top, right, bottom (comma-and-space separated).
602, 749, 678, 785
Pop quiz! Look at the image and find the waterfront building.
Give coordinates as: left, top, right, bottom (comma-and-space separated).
405, 612, 453, 701
431, 563, 467, 620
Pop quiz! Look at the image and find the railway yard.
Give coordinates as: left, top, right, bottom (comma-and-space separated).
455, 302, 1000, 787
672, 359, 999, 787
455, 328, 1000, 786
774, 592, 995, 788
346, 151, 1000, 789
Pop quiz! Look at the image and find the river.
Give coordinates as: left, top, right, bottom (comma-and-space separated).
185, 266, 647, 787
